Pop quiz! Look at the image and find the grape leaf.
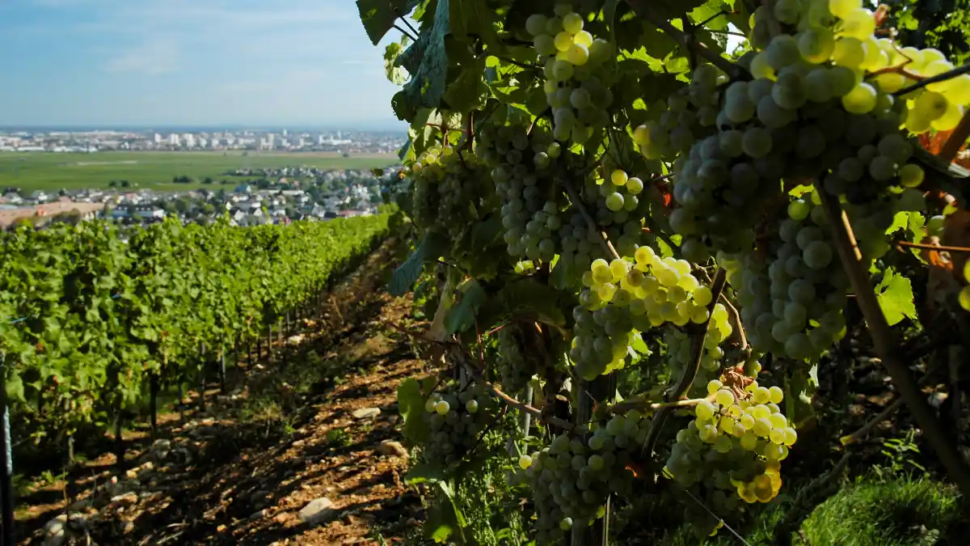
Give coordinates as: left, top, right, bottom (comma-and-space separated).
423, 482, 467, 543
357, 0, 419, 45
384, 38, 409, 85
408, 108, 438, 157
499, 280, 568, 328
397, 378, 430, 444
397, 0, 452, 112
5, 373, 24, 404
444, 279, 487, 335
389, 232, 448, 296
874, 267, 918, 326
443, 60, 488, 113
449, 0, 498, 47
405, 460, 447, 484
649, 0, 707, 19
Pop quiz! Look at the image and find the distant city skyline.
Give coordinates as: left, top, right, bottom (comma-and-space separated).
0, 0, 407, 128
0, 124, 406, 133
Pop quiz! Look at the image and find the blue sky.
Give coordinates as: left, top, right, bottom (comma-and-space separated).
0, 0, 406, 129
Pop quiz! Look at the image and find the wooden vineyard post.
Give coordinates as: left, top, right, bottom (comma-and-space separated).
150, 372, 160, 435
114, 407, 125, 471
178, 379, 185, 421
267, 323, 274, 366
572, 373, 615, 546
0, 351, 15, 546
219, 347, 227, 394
199, 341, 208, 412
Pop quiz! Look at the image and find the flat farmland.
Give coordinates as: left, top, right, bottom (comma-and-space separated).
0, 151, 400, 191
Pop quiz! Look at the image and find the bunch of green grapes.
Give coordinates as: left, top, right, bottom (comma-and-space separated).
552, 211, 607, 285
720, 190, 849, 360
526, 3, 615, 144
633, 64, 724, 159
513, 412, 645, 544
749, 0, 968, 129
495, 326, 535, 394
667, 1, 970, 260
409, 146, 490, 238
422, 383, 498, 465
665, 322, 731, 398
665, 379, 795, 538
578, 169, 655, 256
479, 119, 566, 262
570, 247, 731, 379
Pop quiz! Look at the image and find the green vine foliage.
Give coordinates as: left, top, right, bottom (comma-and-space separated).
360, 0, 970, 542
0, 212, 392, 441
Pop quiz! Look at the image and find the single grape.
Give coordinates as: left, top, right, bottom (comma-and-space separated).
696, 400, 717, 422
611, 170, 628, 186
842, 83, 878, 114
562, 12, 584, 34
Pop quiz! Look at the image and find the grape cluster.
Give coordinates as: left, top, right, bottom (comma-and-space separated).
665, 324, 730, 398
409, 147, 490, 238
422, 384, 497, 465
526, 4, 615, 144
495, 326, 535, 394
479, 119, 566, 262
570, 247, 732, 379
633, 64, 724, 160
665, 0, 970, 260
665, 378, 795, 536
513, 412, 644, 544
580, 169, 653, 254
551, 211, 607, 285
721, 190, 850, 360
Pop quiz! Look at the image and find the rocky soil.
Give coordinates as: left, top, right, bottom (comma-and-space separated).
19, 239, 432, 545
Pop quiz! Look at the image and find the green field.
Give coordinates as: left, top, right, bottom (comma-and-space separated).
0, 151, 400, 192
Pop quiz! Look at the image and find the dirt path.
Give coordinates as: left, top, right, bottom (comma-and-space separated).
21, 240, 431, 545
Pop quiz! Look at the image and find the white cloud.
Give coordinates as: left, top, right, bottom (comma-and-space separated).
104, 37, 179, 75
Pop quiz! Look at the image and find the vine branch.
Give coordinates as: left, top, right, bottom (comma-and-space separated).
719, 293, 748, 351
557, 166, 622, 261
815, 186, 970, 497
642, 268, 727, 458
894, 62, 970, 97
609, 393, 712, 415
400, 17, 419, 38
896, 240, 970, 253
452, 345, 575, 431
393, 24, 417, 42
624, 0, 747, 80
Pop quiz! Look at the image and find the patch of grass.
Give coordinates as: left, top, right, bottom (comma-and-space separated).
237, 396, 295, 437
799, 475, 963, 546
325, 428, 351, 447
0, 151, 399, 191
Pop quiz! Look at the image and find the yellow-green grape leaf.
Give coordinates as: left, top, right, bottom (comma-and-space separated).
874, 268, 918, 326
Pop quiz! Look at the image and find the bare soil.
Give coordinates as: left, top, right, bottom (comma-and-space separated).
18, 239, 431, 545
